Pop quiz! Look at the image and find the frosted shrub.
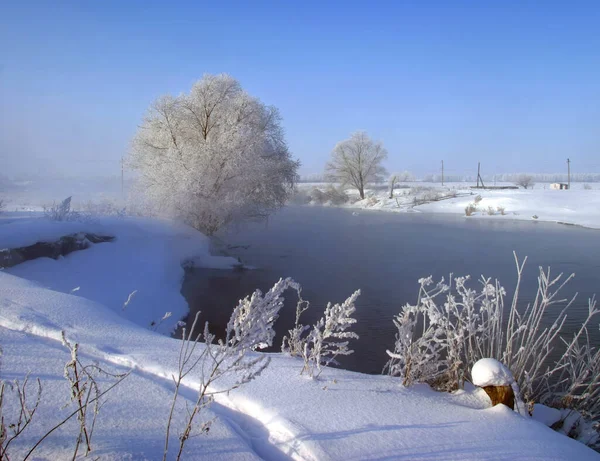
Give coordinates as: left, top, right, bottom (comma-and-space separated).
165, 278, 299, 460
324, 185, 349, 205
43, 196, 80, 221
384, 253, 600, 448
465, 203, 477, 216
0, 199, 4, 213
497, 206, 506, 215
81, 199, 126, 217
282, 289, 360, 378
0, 337, 128, 460
583, 184, 592, 190
288, 188, 311, 205
487, 206, 495, 215
473, 194, 483, 204
167, 278, 359, 458
309, 187, 326, 204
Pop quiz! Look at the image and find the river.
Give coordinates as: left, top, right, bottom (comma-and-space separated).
180, 206, 600, 374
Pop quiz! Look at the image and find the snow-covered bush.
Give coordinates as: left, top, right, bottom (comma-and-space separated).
0, 199, 4, 213
288, 188, 311, 205
583, 184, 592, 190
384, 254, 600, 448
309, 187, 326, 204
465, 203, 477, 216
473, 194, 483, 204
497, 206, 506, 215
324, 185, 349, 205
165, 277, 300, 459
487, 206, 495, 215
128, 74, 299, 235
43, 196, 80, 221
282, 289, 360, 378
166, 278, 360, 457
80, 199, 126, 217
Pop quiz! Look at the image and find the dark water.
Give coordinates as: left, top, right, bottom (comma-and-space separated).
180, 206, 600, 375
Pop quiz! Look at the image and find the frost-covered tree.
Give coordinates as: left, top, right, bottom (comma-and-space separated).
515, 174, 535, 189
325, 131, 388, 200
128, 74, 299, 235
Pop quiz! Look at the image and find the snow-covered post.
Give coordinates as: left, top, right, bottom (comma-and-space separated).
472, 358, 515, 409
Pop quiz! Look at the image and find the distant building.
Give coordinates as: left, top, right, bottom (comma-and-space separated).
550, 183, 569, 190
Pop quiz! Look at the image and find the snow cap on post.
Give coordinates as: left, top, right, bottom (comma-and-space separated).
471, 358, 514, 387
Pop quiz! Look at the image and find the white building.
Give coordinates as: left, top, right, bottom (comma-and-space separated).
550, 183, 569, 190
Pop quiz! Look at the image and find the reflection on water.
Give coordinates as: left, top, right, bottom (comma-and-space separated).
178, 206, 600, 375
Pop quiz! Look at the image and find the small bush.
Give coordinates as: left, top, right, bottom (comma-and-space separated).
474, 194, 483, 204
584, 184, 592, 190
465, 203, 477, 216
43, 196, 79, 221
288, 188, 311, 205
81, 199, 126, 217
366, 196, 379, 207
384, 256, 600, 449
487, 206, 495, 216
497, 206, 506, 215
324, 185, 349, 205
282, 288, 360, 378
309, 187, 326, 204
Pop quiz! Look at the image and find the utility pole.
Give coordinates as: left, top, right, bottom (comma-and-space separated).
441, 160, 444, 186
567, 158, 571, 190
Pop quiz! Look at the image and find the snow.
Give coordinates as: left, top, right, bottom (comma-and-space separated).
1, 213, 240, 333
1, 214, 599, 460
299, 182, 600, 230
471, 358, 515, 387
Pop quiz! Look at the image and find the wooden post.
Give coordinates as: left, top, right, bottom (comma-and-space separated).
567, 158, 571, 190
477, 162, 481, 188
482, 385, 515, 409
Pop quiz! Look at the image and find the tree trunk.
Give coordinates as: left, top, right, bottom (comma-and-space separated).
359, 186, 365, 200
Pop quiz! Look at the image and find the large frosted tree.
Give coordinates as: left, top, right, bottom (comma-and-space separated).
129, 74, 299, 234
325, 131, 388, 199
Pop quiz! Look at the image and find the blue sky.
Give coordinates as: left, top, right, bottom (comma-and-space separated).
1, 1, 599, 178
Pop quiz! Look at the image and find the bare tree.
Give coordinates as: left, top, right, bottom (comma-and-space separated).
515, 174, 535, 189
325, 131, 388, 200
129, 74, 299, 235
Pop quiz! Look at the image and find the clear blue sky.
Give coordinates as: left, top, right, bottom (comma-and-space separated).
1, 0, 599, 178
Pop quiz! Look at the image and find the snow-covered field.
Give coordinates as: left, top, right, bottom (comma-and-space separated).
298, 182, 600, 230
1, 213, 598, 459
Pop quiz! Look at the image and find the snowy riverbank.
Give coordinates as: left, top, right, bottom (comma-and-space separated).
1, 215, 599, 459
297, 182, 600, 230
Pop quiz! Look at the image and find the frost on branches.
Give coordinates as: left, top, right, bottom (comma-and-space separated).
282, 288, 361, 378
384, 253, 600, 449
128, 74, 299, 235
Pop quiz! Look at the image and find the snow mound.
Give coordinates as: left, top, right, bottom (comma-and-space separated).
472, 358, 514, 387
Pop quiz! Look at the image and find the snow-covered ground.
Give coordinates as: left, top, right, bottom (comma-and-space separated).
1, 213, 598, 459
298, 182, 600, 230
